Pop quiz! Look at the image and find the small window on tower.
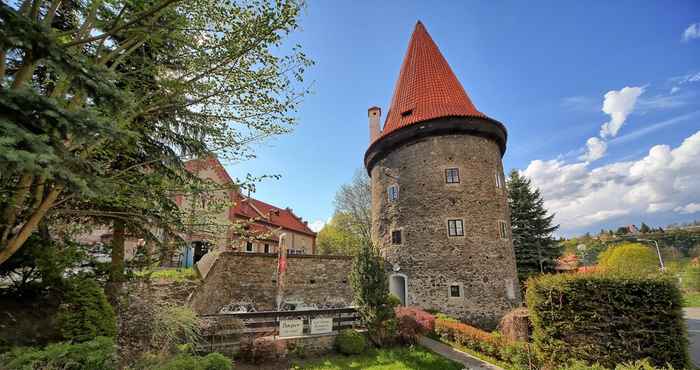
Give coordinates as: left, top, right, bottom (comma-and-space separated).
387, 184, 399, 202
449, 284, 462, 298
499, 221, 508, 240
447, 219, 464, 237
445, 168, 460, 184
391, 230, 402, 245
264, 243, 270, 253
245, 241, 254, 252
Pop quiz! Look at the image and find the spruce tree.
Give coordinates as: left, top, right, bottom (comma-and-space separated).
507, 170, 560, 281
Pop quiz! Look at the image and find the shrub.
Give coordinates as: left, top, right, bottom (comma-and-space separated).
682, 265, 700, 292
152, 305, 202, 353
151, 352, 233, 370
434, 318, 535, 368
526, 272, 689, 369
0, 336, 117, 370
238, 336, 284, 363
396, 315, 421, 345
335, 329, 366, 355
395, 306, 435, 333
57, 277, 117, 342
598, 243, 660, 276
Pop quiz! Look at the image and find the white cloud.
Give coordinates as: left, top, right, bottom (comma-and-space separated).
599, 86, 645, 138
670, 86, 681, 94
580, 137, 607, 162
308, 219, 326, 232
675, 203, 700, 214
682, 23, 700, 42
522, 130, 700, 233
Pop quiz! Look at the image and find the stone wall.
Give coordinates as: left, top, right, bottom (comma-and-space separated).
369, 126, 521, 329
190, 252, 354, 314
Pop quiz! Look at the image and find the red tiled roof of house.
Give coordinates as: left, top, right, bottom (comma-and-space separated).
230, 195, 316, 236
378, 21, 489, 141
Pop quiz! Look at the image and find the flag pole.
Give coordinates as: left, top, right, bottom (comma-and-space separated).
276, 233, 288, 311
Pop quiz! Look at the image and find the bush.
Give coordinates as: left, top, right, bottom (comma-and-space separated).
526, 273, 689, 369
0, 336, 117, 370
395, 307, 435, 333
682, 265, 700, 292
57, 277, 117, 342
598, 243, 660, 276
434, 318, 535, 368
151, 352, 233, 370
239, 336, 284, 363
152, 305, 202, 353
335, 329, 366, 355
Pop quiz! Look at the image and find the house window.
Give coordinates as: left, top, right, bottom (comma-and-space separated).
245, 241, 254, 252
449, 284, 462, 298
447, 219, 464, 237
495, 170, 504, 189
264, 244, 270, 253
445, 168, 460, 184
387, 184, 399, 202
391, 230, 402, 245
499, 221, 508, 240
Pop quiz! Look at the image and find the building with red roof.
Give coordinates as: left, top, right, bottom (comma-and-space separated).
178, 156, 316, 265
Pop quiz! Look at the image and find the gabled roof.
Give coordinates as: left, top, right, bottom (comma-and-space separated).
231, 196, 316, 237
184, 156, 235, 185
378, 21, 489, 141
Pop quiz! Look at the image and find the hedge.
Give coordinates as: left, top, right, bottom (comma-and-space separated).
526, 273, 689, 369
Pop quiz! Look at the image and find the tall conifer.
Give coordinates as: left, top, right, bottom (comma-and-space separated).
507, 170, 560, 280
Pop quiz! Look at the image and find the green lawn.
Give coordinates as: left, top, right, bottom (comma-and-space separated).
290, 346, 462, 370
137, 267, 199, 282
683, 292, 700, 307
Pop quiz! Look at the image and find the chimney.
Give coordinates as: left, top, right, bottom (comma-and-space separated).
368, 106, 381, 143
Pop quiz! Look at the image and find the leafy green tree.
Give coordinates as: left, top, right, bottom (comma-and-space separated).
0, 0, 311, 266
350, 242, 396, 347
334, 170, 372, 243
317, 212, 362, 255
640, 222, 651, 233
597, 242, 660, 276
506, 170, 560, 280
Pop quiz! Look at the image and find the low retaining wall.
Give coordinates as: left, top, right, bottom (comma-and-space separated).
189, 252, 354, 314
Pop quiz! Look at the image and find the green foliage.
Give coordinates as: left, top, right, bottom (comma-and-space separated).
292, 346, 463, 370
598, 243, 660, 276
507, 170, 561, 280
683, 292, 700, 307
56, 278, 116, 342
147, 352, 233, 370
0, 234, 83, 293
317, 213, 363, 255
335, 329, 366, 355
140, 268, 199, 283
562, 359, 676, 370
0, 336, 117, 370
152, 305, 202, 353
350, 242, 396, 346
526, 273, 689, 369
681, 264, 700, 291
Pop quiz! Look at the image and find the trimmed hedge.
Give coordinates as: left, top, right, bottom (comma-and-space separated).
0, 336, 117, 370
434, 318, 536, 368
335, 329, 366, 355
526, 273, 689, 369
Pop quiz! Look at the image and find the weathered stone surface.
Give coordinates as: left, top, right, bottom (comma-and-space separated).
369, 126, 521, 329
189, 253, 354, 314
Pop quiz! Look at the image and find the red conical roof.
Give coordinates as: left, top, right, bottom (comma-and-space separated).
379, 21, 487, 139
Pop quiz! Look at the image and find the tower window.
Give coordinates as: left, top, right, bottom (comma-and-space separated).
245, 241, 254, 252
499, 221, 508, 240
391, 230, 402, 245
447, 219, 464, 237
449, 284, 463, 298
495, 170, 504, 189
264, 243, 270, 253
387, 184, 399, 202
445, 168, 460, 184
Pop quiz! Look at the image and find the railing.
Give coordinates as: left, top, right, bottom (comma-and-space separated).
199, 307, 360, 354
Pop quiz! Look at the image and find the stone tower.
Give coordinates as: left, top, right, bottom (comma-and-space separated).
364, 21, 521, 328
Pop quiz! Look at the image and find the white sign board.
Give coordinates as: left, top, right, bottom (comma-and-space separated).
310, 318, 333, 335
279, 319, 304, 337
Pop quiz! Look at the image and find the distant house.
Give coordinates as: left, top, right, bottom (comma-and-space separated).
176, 156, 316, 266
555, 254, 580, 273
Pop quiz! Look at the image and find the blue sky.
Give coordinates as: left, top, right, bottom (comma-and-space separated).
225, 1, 700, 236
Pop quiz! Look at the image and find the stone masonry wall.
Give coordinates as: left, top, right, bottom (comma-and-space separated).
190, 252, 353, 314
370, 130, 521, 329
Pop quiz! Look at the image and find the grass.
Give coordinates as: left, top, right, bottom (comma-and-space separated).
137, 268, 199, 282
683, 292, 700, 307
290, 346, 463, 370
